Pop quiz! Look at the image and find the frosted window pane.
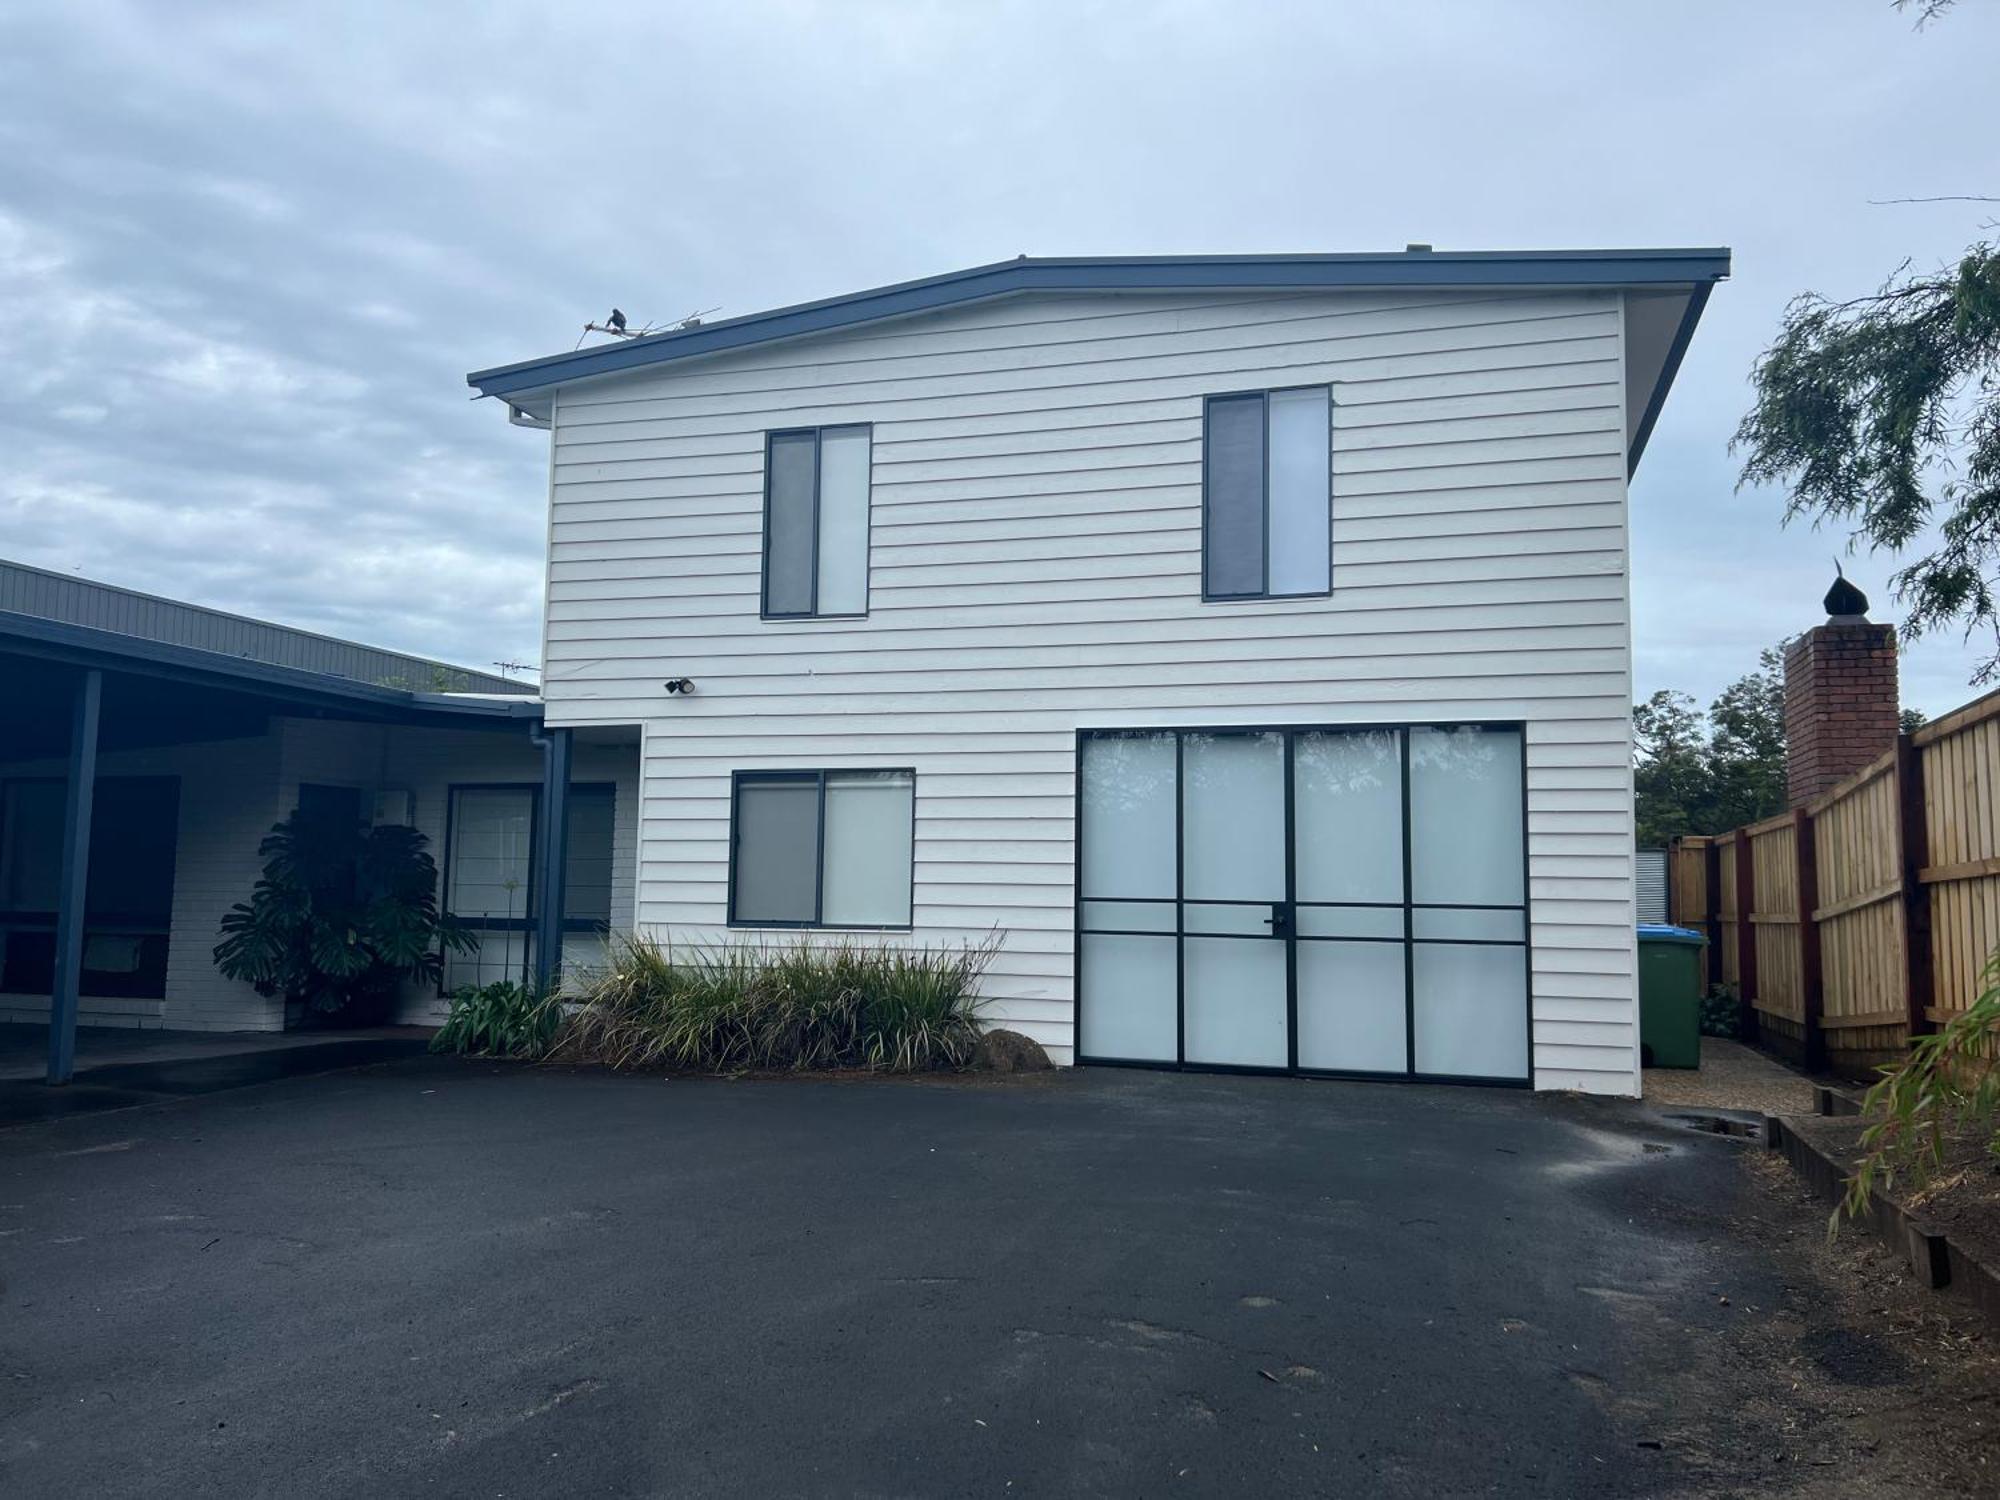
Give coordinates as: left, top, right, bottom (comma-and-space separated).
820, 771, 913, 927
1297, 940, 1408, 1073
1204, 395, 1264, 596
1080, 933, 1177, 1061
1081, 734, 1176, 900
732, 779, 819, 923
1411, 907, 1524, 942
1409, 727, 1523, 906
1294, 730, 1402, 903
1267, 387, 1330, 595
1295, 905, 1404, 940
1184, 936, 1288, 1067
815, 428, 870, 616
1182, 733, 1284, 902
1183, 903, 1272, 936
1080, 900, 1174, 933
1412, 942, 1530, 1080
448, 789, 534, 920
764, 432, 817, 615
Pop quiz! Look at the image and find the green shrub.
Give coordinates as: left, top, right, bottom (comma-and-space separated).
215, 805, 474, 1025
561, 933, 996, 1073
1699, 985, 1741, 1039
432, 980, 564, 1058
1839, 953, 2000, 1228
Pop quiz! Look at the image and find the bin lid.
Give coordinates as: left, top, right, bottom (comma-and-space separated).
1637, 923, 1707, 946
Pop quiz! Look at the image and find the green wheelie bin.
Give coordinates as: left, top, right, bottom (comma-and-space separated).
1637, 923, 1706, 1069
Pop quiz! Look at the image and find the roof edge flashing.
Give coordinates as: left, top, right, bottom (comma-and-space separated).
467, 248, 1731, 401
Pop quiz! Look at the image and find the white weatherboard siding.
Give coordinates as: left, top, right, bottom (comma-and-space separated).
538, 287, 1640, 1092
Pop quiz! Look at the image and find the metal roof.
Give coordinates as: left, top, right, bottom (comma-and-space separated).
0, 558, 534, 696
466, 247, 1732, 403
0, 608, 543, 729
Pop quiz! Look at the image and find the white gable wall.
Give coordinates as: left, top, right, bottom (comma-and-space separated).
537, 287, 1639, 1093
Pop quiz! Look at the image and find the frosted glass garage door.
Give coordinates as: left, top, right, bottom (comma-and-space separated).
1076, 725, 1529, 1085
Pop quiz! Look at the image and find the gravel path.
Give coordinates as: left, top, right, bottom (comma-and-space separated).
1643, 1037, 1817, 1116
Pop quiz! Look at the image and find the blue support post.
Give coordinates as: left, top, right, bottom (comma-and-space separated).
532, 727, 572, 995
47, 669, 102, 1086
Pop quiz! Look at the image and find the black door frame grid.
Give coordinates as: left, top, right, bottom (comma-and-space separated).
1073, 722, 1534, 1087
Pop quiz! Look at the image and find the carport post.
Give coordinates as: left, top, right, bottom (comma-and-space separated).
532, 726, 572, 996
47, 668, 102, 1086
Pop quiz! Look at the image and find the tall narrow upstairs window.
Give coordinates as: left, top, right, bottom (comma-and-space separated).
763, 425, 872, 618
1202, 387, 1331, 600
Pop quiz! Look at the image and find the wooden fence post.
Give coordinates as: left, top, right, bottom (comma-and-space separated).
1796, 806, 1825, 1071
1703, 838, 1723, 988
1736, 832, 1759, 1041
1895, 731, 1935, 1040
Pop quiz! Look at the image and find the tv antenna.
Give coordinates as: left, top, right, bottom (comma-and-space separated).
574, 305, 721, 348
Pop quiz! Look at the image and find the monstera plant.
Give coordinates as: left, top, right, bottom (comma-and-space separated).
215, 803, 473, 1026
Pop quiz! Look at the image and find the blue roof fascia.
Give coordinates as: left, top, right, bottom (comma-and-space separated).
467, 248, 1732, 401
0, 610, 544, 727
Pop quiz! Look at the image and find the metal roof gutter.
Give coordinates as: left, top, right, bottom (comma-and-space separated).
467, 247, 1733, 402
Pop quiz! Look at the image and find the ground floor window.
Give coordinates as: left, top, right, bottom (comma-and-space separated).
441, 782, 615, 991
1076, 725, 1529, 1083
728, 769, 915, 929
0, 776, 180, 999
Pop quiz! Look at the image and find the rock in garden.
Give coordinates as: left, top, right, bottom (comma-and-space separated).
972, 1028, 1052, 1073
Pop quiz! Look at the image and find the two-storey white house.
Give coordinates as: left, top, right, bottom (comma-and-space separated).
468, 249, 1728, 1096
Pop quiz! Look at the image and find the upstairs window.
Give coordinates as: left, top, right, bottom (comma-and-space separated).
762, 425, 872, 618
1202, 386, 1331, 600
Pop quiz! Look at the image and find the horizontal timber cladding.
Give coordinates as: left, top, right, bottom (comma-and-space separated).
542, 285, 1639, 1090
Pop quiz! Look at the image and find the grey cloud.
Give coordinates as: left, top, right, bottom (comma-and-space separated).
1, 0, 1996, 706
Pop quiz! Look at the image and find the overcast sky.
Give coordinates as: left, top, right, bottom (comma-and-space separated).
3, 1, 1995, 714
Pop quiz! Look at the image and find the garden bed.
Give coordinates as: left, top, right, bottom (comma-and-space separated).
1785, 1111, 2000, 1293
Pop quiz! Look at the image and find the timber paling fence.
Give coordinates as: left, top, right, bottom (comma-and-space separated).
1671, 687, 2000, 1075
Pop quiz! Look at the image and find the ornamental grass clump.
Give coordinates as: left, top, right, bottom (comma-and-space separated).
559, 932, 996, 1073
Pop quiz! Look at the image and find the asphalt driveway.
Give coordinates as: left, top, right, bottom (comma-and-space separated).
0, 1060, 1982, 1496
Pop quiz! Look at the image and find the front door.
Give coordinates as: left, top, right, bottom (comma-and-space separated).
1076, 724, 1531, 1083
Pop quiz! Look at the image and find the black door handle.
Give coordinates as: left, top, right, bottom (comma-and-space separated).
1264, 903, 1292, 937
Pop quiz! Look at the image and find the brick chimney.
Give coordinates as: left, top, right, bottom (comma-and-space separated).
1783, 570, 1899, 807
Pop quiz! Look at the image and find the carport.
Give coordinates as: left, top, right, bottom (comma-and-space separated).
1, 610, 591, 1084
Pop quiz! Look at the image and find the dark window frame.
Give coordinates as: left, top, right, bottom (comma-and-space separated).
440, 781, 616, 992
0, 774, 181, 1000
1073, 722, 1531, 1087
726, 768, 916, 931
760, 423, 874, 621
1200, 385, 1333, 603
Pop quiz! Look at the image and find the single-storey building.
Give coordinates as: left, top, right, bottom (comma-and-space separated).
0, 560, 636, 1080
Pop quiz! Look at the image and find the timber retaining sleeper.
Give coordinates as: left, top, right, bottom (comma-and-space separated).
1763, 1113, 2000, 1331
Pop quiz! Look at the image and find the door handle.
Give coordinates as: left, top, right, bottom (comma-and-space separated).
1264, 903, 1292, 937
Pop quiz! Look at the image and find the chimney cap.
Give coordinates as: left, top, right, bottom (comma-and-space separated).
1825, 563, 1869, 622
